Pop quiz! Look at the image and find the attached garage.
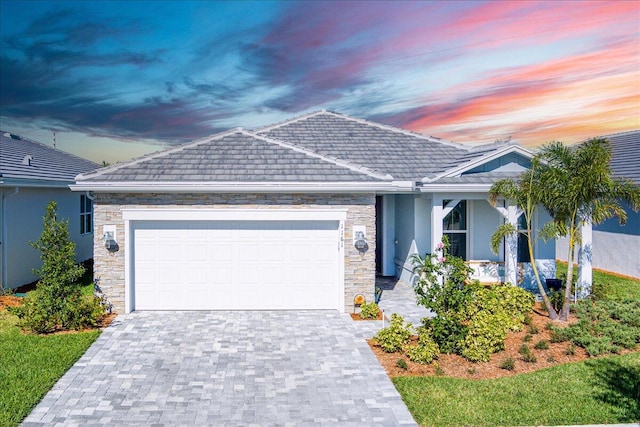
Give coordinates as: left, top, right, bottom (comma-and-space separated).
123, 209, 347, 312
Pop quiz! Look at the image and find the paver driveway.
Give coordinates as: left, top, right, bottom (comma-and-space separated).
22, 311, 416, 426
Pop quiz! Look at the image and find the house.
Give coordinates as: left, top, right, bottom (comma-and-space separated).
0, 132, 99, 289
71, 111, 556, 313
556, 130, 640, 280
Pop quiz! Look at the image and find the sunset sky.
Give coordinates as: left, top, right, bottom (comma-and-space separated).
1, 0, 638, 163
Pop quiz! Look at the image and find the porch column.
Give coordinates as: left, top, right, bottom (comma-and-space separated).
492, 200, 519, 286
381, 195, 396, 276
430, 194, 443, 253
577, 219, 593, 299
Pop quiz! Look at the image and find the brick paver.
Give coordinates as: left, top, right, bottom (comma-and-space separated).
22, 310, 416, 426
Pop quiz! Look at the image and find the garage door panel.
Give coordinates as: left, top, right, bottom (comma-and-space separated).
133, 220, 340, 310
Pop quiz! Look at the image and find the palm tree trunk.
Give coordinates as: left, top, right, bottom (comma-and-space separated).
561, 226, 577, 321
527, 230, 559, 320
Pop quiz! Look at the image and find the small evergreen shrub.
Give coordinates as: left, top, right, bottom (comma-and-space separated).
527, 324, 539, 334
523, 334, 532, 343
565, 343, 576, 356
499, 357, 516, 371
395, 358, 408, 370
534, 339, 549, 350
405, 332, 440, 364
359, 302, 379, 320
374, 314, 413, 353
9, 202, 105, 333
519, 344, 537, 363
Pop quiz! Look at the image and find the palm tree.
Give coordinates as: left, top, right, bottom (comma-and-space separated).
535, 138, 640, 321
489, 161, 560, 320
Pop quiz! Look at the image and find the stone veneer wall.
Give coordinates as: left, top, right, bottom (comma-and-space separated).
93, 193, 376, 313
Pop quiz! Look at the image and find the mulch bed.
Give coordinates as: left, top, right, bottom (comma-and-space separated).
0, 295, 117, 334
350, 310, 386, 321
368, 303, 637, 379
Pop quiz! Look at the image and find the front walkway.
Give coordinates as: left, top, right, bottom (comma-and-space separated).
350, 277, 433, 339
22, 311, 416, 427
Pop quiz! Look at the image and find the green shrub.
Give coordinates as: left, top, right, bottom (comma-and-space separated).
8, 201, 105, 333
519, 344, 537, 363
523, 333, 532, 343
549, 327, 571, 343
359, 302, 379, 320
499, 357, 516, 371
552, 300, 640, 357
527, 324, 539, 334
396, 358, 408, 370
460, 311, 507, 362
423, 315, 467, 354
549, 289, 564, 313
534, 339, 549, 350
405, 332, 440, 364
565, 343, 576, 355
374, 314, 413, 353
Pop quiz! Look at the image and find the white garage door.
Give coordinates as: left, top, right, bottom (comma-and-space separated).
133, 220, 340, 310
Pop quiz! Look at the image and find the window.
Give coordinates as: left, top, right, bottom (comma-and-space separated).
517, 214, 531, 262
80, 194, 93, 235
443, 200, 467, 260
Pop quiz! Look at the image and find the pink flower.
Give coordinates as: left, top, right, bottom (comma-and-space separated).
439, 257, 446, 263
436, 242, 445, 250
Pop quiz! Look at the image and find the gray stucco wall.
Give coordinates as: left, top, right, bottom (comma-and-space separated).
92, 192, 376, 313
556, 231, 640, 279
1, 187, 94, 288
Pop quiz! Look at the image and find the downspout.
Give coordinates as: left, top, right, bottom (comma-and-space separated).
1, 187, 20, 289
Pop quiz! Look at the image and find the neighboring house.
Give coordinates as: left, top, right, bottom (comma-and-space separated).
0, 132, 99, 289
72, 111, 556, 313
556, 130, 640, 279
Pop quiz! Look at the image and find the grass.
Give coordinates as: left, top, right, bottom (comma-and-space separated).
0, 307, 100, 427
394, 352, 640, 426
556, 261, 640, 301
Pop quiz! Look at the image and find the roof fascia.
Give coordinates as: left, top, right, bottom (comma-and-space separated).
70, 180, 414, 193
0, 178, 72, 188
424, 145, 534, 183
417, 183, 493, 193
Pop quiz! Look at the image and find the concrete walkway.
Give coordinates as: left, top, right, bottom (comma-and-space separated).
22, 310, 417, 426
350, 277, 433, 339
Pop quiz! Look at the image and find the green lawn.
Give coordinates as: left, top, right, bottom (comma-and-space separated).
0, 308, 100, 427
394, 352, 640, 426
556, 260, 640, 300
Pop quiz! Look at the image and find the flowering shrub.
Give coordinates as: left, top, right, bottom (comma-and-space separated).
411, 238, 534, 362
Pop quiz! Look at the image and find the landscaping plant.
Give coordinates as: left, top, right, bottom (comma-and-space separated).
373, 313, 413, 353
412, 240, 534, 362
9, 201, 106, 333
359, 301, 379, 319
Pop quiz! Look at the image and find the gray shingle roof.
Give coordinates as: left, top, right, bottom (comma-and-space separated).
256, 111, 507, 181
0, 131, 98, 183
600, 130, 640, 185
78, 130, 387, 182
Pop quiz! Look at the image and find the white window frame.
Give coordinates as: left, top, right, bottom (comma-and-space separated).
443, 200, 468, 260
80, 194, 93, 235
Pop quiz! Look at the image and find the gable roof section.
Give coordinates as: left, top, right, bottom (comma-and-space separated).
0, 131, 98, 184
77, 129, 390, 184
600, 130, 639, 185
256, 110, 508, 181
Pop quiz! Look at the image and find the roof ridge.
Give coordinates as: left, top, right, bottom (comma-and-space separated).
592, 129, 640, 139
76, 128, 242, 180
242, 130, 393, 181
253, 110, 328, 133
1, 131, 99, 167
